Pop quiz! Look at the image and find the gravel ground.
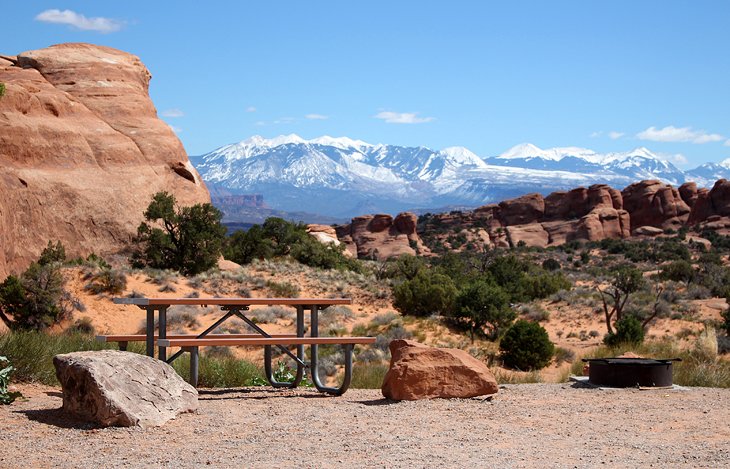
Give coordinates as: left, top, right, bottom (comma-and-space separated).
1, 383, 729, 468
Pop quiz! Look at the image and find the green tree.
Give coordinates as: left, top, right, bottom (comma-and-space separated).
604, 314, 645, 346
0, 262, 68, 330
659, 260, 695, 284
225, 225, 273, 265
500, 320, 555, 370
392, 271, 457, 317
133, 192, 226, 275
597, 265, 646, 335
38, 240, 66, 266
451, 281, 515, 341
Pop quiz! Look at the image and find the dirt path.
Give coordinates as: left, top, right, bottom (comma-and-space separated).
2, 383, 729, 468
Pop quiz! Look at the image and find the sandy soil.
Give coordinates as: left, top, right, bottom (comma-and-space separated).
2, 383, 729, 468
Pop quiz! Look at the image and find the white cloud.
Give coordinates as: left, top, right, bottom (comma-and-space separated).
374, 111, 435, 124
636, 125, 725, 144
608, 131, 624, 140
590, 131, 603, 138
246, 106, 257, 113
35, 9, 123, 33
161, 108, 184, 118
255, 121, 266, 126
724, 139, 730, 147
305, 114, 328, 120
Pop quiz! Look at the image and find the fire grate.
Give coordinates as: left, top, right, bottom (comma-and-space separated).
582, 357, 681, 388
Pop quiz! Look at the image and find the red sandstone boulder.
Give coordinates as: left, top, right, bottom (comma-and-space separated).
506, 223, 549, 248
687, 188, 712, 226
679, 182, 699, 208
577, 207, 630, 241
498, 193, 544, 225
709, 179, 730, 217
622, 180, 690, 231
335, 212, 430, 260
381, 340, 498, 400
0, 43, 209, 278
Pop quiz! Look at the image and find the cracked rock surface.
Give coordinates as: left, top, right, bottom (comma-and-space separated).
53, 350, 198, 428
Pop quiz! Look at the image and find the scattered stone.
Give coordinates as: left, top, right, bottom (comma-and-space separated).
54, 350, 198, 428
381, 340, 498, 400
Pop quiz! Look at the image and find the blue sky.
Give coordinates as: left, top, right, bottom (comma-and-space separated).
3, 1, 729, 167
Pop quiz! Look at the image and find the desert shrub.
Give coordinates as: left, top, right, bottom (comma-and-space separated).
451, 281, 515, 340
38, 240, 66, 266
133, 191, 226, 275
392, 271, 457, 317
521, 272, 571, 300
84, 269, 127, 295
499, 320, 554, 370
0, 261, 71, 331
721, 306, 730, 336
520, 304, 550, 322
0, 355, 22, 404
0, 83, 5, 98
386, 254, 426, 280
659, 260, 695, 284
685, 284, 712, 300
695, 263, 730, 297
66, 317, 95, 335
250, 306, 291, 323
717, 334, 730, 355
373, 325, 413, 352
554, 347, 576, 364
603, 315, 644, 346
265, 280, 299, 297
350, 363, 389, 389
542, 258, 561, 271
370, 311, 399, 327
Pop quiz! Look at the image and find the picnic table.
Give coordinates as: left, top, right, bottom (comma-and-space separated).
103, 297, 375, 395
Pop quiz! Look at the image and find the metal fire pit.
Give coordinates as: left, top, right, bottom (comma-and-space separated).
582, 357, 681, 388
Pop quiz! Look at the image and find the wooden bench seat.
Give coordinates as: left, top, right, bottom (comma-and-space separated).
96, 334, 297, 351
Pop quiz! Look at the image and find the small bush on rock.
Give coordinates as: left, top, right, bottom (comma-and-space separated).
500, 320, 555, 370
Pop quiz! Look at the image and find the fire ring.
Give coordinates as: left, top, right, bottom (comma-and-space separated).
582, 357, 681, 388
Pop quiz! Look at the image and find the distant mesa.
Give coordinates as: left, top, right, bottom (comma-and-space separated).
0, 43, 209, 278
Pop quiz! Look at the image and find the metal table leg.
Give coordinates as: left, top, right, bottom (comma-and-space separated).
158, 306, 167, 361
264, 306, 305, 388
145, 307, 155, 357
310, 305, 354, 396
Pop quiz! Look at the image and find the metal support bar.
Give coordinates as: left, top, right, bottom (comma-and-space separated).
145, 307, 155, 357
186, 346, 199, 387
233, 311, 307, 368
166, 309, 239, 364
309, 303, 354, 395
264, 306, 305, 388
158, 306, 167, 361
119, 341, 128, 352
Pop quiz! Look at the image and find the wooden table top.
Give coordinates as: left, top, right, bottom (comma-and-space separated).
112, 297, 352, 306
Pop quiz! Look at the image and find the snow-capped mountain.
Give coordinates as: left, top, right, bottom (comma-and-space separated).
192, 135, 730, 219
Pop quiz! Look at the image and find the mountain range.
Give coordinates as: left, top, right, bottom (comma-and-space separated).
191, 135, 730, 220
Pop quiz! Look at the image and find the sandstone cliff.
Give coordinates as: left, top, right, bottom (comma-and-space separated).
0, 43, 209, 277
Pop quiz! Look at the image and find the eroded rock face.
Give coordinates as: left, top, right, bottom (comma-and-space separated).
53, 350, 198, 428
498, 193, 544, 225
381, 340, 498, 400
0, 43, 209, 278
622, 180, 690, 231
334, 212, 429, 260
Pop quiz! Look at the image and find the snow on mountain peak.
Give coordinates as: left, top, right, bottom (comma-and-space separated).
241, 134, 306, 147
720, 158, 730, 169
440, 146, 488, 167
309, 135, 373, 149
499, 143, 600, 162
499, 143, 545, 159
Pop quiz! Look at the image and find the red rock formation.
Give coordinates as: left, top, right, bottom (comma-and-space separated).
622, 180, 690, 232
498, 193, 544, 225
0, 44, 209, 277
679, 182, 698, 209
381, 340, 498, 400
334, 212, 430, 260
688, 180, 730, 234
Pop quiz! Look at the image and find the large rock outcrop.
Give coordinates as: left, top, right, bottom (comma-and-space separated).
0, 43, 209, 278
53, 350, 198, 428
621, 180, 690, 232
335, 212, 430, 260
381, 340, 498, 400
